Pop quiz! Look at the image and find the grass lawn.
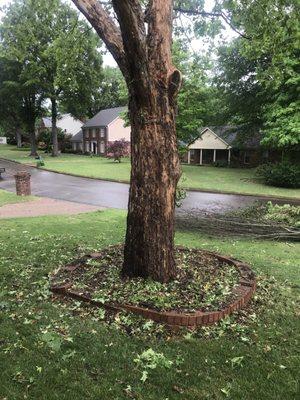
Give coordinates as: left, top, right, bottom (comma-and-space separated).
0, 209, 299, 399
0, 188, 35, 207
1, 144, 300, 198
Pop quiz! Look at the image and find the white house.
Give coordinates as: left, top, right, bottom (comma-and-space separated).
37, 114, 83, 137
187, 127, 232, 165
184, 126, 276, 166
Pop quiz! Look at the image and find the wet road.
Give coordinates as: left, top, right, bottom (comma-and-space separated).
0, 159, 293, 214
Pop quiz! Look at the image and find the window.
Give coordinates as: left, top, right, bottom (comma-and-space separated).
100, 142, 105, 153
84, 129, 89, 139
100, 128, 105, 138
92, 128, 97, 138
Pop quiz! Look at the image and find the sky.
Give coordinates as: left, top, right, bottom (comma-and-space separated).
0, 0, 237, 66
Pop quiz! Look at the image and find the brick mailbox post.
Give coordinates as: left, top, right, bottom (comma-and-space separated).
14, 171, 31, 196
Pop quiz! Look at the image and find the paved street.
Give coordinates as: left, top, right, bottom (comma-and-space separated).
0, 158, 292, 214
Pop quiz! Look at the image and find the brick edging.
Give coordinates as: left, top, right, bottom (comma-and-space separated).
50, 248, 256, 328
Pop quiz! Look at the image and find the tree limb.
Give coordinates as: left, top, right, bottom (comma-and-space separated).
147, 0, 174, 72
111, 0, 149, 99
174, 6, 250, 40
71, 0, 128, 76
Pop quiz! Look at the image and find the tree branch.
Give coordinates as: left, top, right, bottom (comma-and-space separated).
71, 0, 128, 76
174, 7, 250, 40
147, 0, 174, 73
111, 0, 151, 104
146, 1, 182, 101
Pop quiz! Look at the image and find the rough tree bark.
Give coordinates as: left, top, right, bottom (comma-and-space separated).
51, 98, 59, 157
72, 0, 182, 282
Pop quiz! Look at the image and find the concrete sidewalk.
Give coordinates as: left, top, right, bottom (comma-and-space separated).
0, 197, 103, 219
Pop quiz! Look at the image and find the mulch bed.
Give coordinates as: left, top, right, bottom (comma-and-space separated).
50, 245, 256, 328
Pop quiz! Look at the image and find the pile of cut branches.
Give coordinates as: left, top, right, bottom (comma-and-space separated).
176, 203, 300, 241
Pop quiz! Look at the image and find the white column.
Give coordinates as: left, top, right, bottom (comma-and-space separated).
213, 149, 216, 163
187, 150, 191, 164
228, 148, 231, 165
200, 149, 203, 165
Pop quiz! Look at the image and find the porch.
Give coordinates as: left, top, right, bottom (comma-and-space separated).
187, 148, 231, 165
84, 140, 106, 155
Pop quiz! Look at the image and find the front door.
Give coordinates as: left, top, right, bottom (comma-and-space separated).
92, 142, 97, 154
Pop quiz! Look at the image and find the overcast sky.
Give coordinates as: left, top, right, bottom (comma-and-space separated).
0, 0, 236, 66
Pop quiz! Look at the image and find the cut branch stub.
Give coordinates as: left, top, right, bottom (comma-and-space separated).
168, 69, 183, 101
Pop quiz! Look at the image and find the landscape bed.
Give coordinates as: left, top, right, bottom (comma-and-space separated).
50, 245, 256, 328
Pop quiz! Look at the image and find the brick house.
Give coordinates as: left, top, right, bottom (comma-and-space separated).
70, 106, 130, 154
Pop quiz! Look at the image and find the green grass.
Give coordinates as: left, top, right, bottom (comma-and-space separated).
0, 144, 131, 182
1, 144, 300, 198
0, 188, 35, 206
0, 209, 299, 399
181, 165, 300, 198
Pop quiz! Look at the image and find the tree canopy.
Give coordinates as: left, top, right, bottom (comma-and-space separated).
216, 0, 300, 148
0, 0, 103, 154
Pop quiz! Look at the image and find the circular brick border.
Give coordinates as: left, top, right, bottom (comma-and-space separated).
50, 247, 256, 329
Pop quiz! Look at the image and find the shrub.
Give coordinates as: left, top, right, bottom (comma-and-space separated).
36, 156, 45, 168
213, 160, 229, 168
106, 139, 129, 162
256, 162, 300, 188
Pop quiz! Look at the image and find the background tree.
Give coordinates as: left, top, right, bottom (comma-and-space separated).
216, 0, 300, 149
85, 66, 128, 117
0, 0, 103, 157
215, 38, 267, 136
0, 58, 25, 147
173, 41, 222, 143
0, 27, 44, 157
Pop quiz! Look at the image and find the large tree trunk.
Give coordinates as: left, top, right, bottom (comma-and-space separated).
123, 99, 180, 282
121, 1, 182, 282
72, 0, 181, 283
51, 98, 59, 157
16, 127, 22, 148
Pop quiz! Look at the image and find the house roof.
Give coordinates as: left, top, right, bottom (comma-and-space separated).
70, 129, 83, 142
40, 114, 83, 136
195, 126, 261, 149
82, 106, 127, 128
42, 117, 52, 128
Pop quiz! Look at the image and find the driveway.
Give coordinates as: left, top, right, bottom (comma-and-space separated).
0, 159, 292, 214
